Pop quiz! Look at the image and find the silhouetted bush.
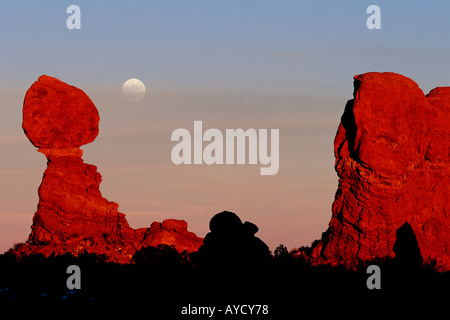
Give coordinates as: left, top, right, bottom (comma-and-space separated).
132, 244, 182, 267
274, 244, 289, 258
0, 243, 448, 315
1, 223, 449, 315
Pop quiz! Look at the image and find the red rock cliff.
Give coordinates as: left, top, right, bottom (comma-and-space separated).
309, 72, 450, 271
16, 75, 202, 263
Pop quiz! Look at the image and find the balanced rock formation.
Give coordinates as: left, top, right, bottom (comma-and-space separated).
15, 75, 202, 263
308, 72, 450, 271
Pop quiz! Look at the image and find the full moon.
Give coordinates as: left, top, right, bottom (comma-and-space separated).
122, 78, 146, 102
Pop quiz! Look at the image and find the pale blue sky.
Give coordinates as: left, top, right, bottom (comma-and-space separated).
1, 1, 449, 90
0, 1, 449, 252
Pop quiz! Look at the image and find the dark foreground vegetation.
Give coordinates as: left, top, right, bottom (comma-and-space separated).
0, 244, 448, 316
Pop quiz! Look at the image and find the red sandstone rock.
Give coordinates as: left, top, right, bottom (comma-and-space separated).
307, 72, 450, 271
138, 220, 203, 253
23, 75, 99, 149
14, 75, 202, 263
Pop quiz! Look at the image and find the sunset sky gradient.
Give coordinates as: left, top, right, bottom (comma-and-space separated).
0, 1, 449, 253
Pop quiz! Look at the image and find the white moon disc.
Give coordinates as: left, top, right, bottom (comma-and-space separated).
122, 78, 146, 102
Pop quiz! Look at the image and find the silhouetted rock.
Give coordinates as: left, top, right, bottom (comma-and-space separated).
13, 75, 202, 263
307, 72, 450, 271
393, 222, 423, 268
196, 211, 271, 270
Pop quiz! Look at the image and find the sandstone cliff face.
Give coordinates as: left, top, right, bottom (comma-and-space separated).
310, 72, 450, 271
15, 75, 202, 263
